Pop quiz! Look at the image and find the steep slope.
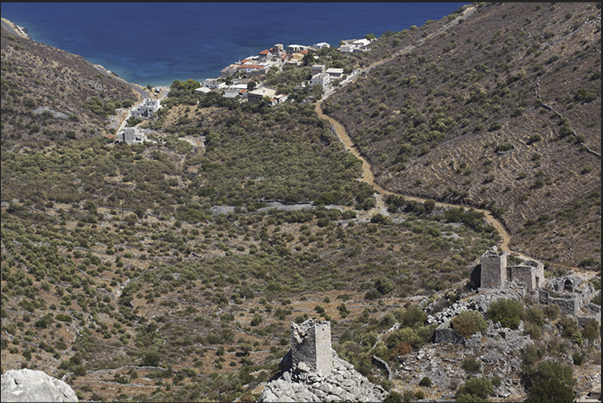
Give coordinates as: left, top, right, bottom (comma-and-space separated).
324, 2, 601, 269
1, 22, 140, 143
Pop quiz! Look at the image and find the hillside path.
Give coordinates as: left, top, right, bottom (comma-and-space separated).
315, 100, 522, 257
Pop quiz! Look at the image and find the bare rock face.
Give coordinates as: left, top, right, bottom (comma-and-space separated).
1, 369, 78, 402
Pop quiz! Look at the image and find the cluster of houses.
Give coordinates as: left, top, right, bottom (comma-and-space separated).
338, 38, 372, 53
195, 38, 372, 106
116, 37, 372, 143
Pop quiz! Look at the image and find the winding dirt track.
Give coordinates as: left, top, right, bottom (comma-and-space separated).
315, 101, 523, 257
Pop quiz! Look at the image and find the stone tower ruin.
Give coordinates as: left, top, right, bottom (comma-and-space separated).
290, 319, 333, 375
480, 248, 507, 288
508, 260, 545, 291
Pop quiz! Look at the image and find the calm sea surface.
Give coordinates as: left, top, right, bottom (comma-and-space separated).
2, 2, 468, 86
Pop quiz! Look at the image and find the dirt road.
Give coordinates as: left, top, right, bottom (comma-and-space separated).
315, 101, 521, 256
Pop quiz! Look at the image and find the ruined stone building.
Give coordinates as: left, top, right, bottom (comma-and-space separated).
474, 248, 545, 291
291, 319, 333, 375
259, 319, 386, 402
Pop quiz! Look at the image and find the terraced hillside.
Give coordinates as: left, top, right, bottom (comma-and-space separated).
323, 2, 601, 269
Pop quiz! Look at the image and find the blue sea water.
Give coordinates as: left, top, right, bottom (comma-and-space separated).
1, 2, 468, 87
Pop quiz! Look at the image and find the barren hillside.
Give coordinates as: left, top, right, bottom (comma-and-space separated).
324, 2, 601, 269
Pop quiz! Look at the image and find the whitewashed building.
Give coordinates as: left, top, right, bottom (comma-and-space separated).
131, 99, 160, 118
326, 68, 344, 78
309, 73, 330, 89
248, 87, 277, 104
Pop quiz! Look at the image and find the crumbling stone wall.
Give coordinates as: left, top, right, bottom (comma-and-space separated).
291, 319, 333, 375
509, 260, 544, 291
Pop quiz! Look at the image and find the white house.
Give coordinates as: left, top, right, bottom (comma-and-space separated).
131, 98, 160, 118
203, 79, 226, 89
313, 42, 330, 49
326, 68, 344, 78
238, 64, 266, 76
353, 38, 371, 47
224, 89, 242, 98
287, 44, 307, 53
195, 87, 212, 94
339, 44, 355, 53
247, 87, 277, 104
309, 73, 330, 89
269, 93, 289, 106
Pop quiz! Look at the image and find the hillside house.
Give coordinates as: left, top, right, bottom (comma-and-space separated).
269, 93, 288, 106
287, 44, 307, 53
248, 87, 277, 104
271, 43, 284, 55
258, 49, 272, 62
309, 73, 330, 89
118, 127, 147, 145
312, 42, 330, 50
224, 88, 242, 98
195, 87, 212, 94
238, 64, 266, 77
203, 79, 226, 89
339, 38, 371, 53
287, 53, 304, 66
220, 64, 238, 77
326, 68, 344, 78
130, 98, 160, 118
312, 64, 326, 76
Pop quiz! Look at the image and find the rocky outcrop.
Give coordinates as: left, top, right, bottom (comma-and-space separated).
427, 280, 530, 326
1, 369, 77, 402
396, 320, 532, 399
259, 351, 387, 402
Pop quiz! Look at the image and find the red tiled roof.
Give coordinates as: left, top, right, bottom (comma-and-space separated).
259, 49, 270, 55
300, 49, 309, 54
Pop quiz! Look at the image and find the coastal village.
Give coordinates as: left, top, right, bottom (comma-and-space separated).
117, 38, 372, 144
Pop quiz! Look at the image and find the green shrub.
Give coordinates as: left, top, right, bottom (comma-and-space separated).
543, 304, 560, 320
487, 298, 524, 329
461, 357, 482, 374
419, 376, 432, 387
495, 142, 514, 153
141, 351, 161, 367
524, 360, 574, 402
557, 316, 579, 338
384, 391, 403, 402
455, 377, 493, 402
572, 352, 584, 366
386, 327, 424, 349
374, 276, 395, 295
451, 311, 488, 338
581, 319, 600, 342
399, 305, 427, 329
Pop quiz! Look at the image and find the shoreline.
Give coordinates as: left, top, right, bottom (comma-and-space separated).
1, 17, 31, 39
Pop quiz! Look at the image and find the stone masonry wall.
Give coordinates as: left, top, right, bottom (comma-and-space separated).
480, 250, 507, 288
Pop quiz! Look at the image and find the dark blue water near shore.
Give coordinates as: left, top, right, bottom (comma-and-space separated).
2, 2, 468, 87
